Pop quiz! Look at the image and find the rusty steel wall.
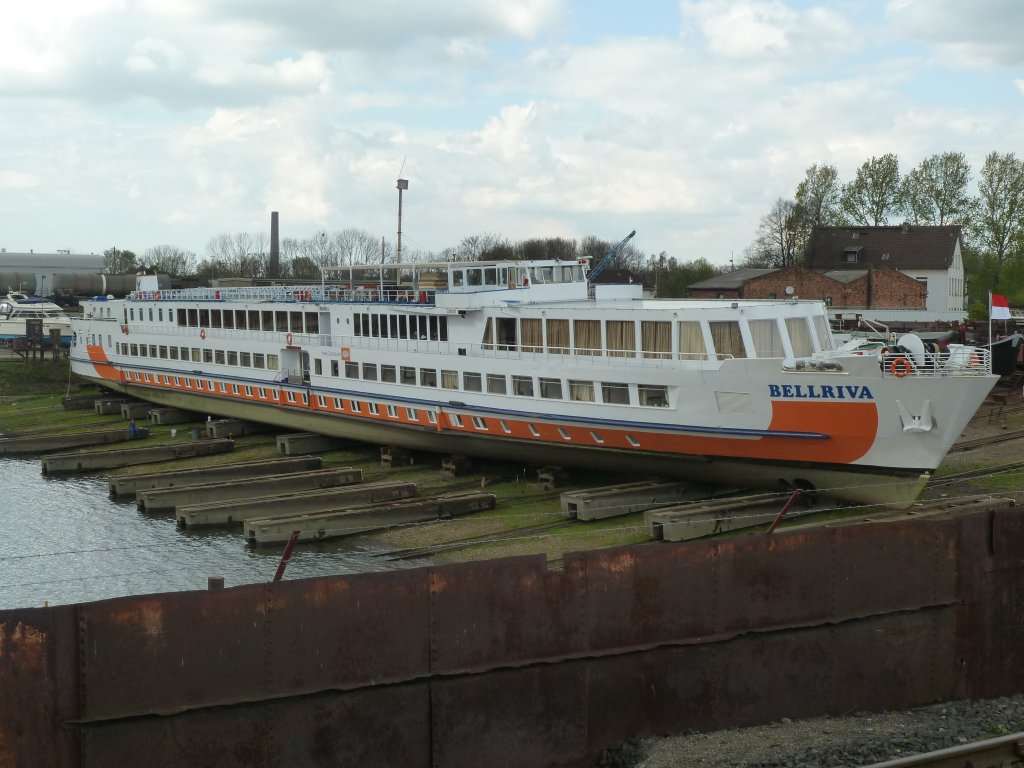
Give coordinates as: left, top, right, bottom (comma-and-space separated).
1, 506, 1023, 767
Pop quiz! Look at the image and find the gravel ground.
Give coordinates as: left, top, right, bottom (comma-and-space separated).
593, 695, 1024, 767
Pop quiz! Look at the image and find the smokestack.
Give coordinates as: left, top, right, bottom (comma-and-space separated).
269, 211, 280, 279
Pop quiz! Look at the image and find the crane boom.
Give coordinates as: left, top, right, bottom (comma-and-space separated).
586, 230, 636, 283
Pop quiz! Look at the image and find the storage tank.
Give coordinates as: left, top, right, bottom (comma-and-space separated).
0, 273, 37, 294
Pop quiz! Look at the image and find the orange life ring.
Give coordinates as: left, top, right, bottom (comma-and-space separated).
340, 347, 351, 361
286, 332, 294, 345
121, 325, 129, 335
199, 328, 206, 340
154, 290, 161, 300
889, 357, 910, 378
304, 290, 312, 302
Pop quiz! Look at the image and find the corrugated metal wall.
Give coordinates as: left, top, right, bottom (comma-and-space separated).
1, 506, 1022, 767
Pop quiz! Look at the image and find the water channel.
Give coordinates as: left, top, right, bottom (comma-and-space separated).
0, 457, 412, 610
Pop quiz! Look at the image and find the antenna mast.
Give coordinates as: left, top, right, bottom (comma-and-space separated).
396, 158, 408, 262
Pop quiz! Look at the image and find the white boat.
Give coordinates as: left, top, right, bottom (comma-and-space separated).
0, 292, 73, 347
69, 259, 997, 508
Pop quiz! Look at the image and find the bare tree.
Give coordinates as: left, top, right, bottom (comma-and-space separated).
141, 245, 198, 278
748, 198, 800, 267
841, 154, 903, 225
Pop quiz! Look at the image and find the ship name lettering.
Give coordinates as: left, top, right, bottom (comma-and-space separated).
769, 384, 874, 400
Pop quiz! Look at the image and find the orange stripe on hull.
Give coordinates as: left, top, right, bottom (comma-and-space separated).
84, 346, 121, 381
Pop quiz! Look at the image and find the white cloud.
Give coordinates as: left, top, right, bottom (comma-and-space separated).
886, 0, 1024, 68
0, 171, 39, 189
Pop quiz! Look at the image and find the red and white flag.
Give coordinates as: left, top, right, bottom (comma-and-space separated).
991, 293, 1011, 320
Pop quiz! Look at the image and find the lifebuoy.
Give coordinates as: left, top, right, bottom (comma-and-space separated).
889, 357, 911, 378
340, 347, 351, 361
286, 332, 294, 345
304, 290, 312, 302
154, 291, 160, 300
121, 325, 129, 335
199, 328, 206, 340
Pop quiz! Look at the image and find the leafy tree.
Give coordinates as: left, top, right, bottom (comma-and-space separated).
972, 151, 1024, 289
290, 256, 320, 280
748, 198, 800, 267
840, 153, 903, 225
103, 247, 139, 274
794, 163, 843, 229
646, 253, 720, 297
901, 151, 973, 226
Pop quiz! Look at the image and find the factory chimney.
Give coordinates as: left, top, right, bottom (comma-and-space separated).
269, 211, 280, 279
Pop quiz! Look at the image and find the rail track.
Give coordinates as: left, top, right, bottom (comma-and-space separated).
863, 729, 1024, 767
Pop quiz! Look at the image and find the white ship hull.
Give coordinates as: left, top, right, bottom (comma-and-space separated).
70, 261, 998, 508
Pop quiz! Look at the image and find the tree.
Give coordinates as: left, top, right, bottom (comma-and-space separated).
290, 256, 320, 280
646, 253, 721, 298
840, 154, 903, 225
748, 198, 800, 267
901, 151, 973, 226
141, 245, 198, 278
103, 247, 139, 274
972, 151, 1024, 289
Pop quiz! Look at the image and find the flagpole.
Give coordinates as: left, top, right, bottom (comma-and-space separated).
988, 291, 993, 357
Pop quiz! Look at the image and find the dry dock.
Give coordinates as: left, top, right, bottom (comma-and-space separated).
108, 457, 324, 498
0, 427, 148, 455
40, 438, 234, 474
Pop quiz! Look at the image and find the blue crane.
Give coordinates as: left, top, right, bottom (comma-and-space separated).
586, 230, 636, 283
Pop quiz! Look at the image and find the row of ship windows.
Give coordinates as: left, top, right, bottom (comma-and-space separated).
320, 359, 669, 407
125, 369, 642, 446
116, 343, 281, 371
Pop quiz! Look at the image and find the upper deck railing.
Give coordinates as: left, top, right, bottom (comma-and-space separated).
128, 285, 439, 305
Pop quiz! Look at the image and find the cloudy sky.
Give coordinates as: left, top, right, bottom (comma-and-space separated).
1, 0, 1022, 266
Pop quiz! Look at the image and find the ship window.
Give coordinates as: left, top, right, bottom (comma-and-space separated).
606, 320, 636, 357
381, 365, 396, 383
709, 321, 747, 359
749, 319, 784, 358
420, 369, 437, 387
641, 321, 672, 359
496, 317, 516, 349
400, 366, 416, 385
331, 360, 339, 376
812, 315, 833, 351
626, 434, 640, 447
590, 431, 604, 444
442, 370, 459, 389
499, 420, 511, 433
389, 315, 398, 338
159, 346, 168, 359
148, 344, 156, 357
786, 318, 814, 357
306, 313, 318, 334
215, 350, 225, 365
177, 308, 187, 326
233, 384, 240, 395
467, 269, 482, 286
407, 408, 418, 421
253, 353, 265, 369
398, 315, 408, 338
601, 382, 630, 405
138, 345, 147, 358
169, 347, 179, 360
313, 358, 322, 375
222, 311, 234, 329
429, 316, 440, 341
484, 267, 497, 286
574, 320, 600, 356
130, 308, 135, 321
175, 377, 182, 386
363, 363, 377, 381
378, 314, 389, 338
130, 344, 139, 356
473, 416, 488, 430
453, 270, 464, 287
558, 428, 571, 440
148, 308, 153, 322
247, 310, 259, 329
371, 315, 380, 337
546, 319, 569, 354
345, 362, 359, 378
334, 397, 343, 409
439, 316, 448, 341
486, 374, 507, 394
191, 348, 201, 363
449, 414, 463, 427
387, 405, 398, 418
203, 349, 213, 363
219, 382, 228, 393
240, 352, 251, 366
199, 309, 210, 326
350, 401, 360, 413
569, 380, 595, 402
638, 385, 668, 407
266, 354, 279, 370
234, 311, 246, 330
286, 391, 295, 403
512, 375, 534, 396
528, 423, 540, 436
158, 308, 164, 322
260, 311, 272, 331
187, 308, 198, 326
678, 321, 708, 360
463, 372, 482, 392
418, 316, 428, 340
521, 319, 542, 353
289, 312, 302, 333
211, 310, 222, 328
539, 378, 562, 399
426, 411, 437, 424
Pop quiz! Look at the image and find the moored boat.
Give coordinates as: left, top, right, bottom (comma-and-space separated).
69, 259, 998, 507
0, 292, 73, 347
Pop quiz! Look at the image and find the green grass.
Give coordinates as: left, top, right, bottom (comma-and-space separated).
0, 358, 77, 397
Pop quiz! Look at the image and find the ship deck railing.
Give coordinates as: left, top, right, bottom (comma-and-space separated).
878, 347, 991, 378
128, 285, 439, 305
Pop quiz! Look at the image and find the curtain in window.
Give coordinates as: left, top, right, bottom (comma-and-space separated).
785, 318, 813, 357
569, 380, 595, 401
606, 320, 635, 357
521, 318, 543, 352
574, 319, 601, 355
641, 321, 671, 359
678, 321, 707, 360
441, 369, 459, 389
749, 319, 784, 358
546, 319, 569, 354
709, 321, 747, 358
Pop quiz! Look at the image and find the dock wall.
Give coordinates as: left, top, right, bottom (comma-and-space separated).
1, 506, 1022, 767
